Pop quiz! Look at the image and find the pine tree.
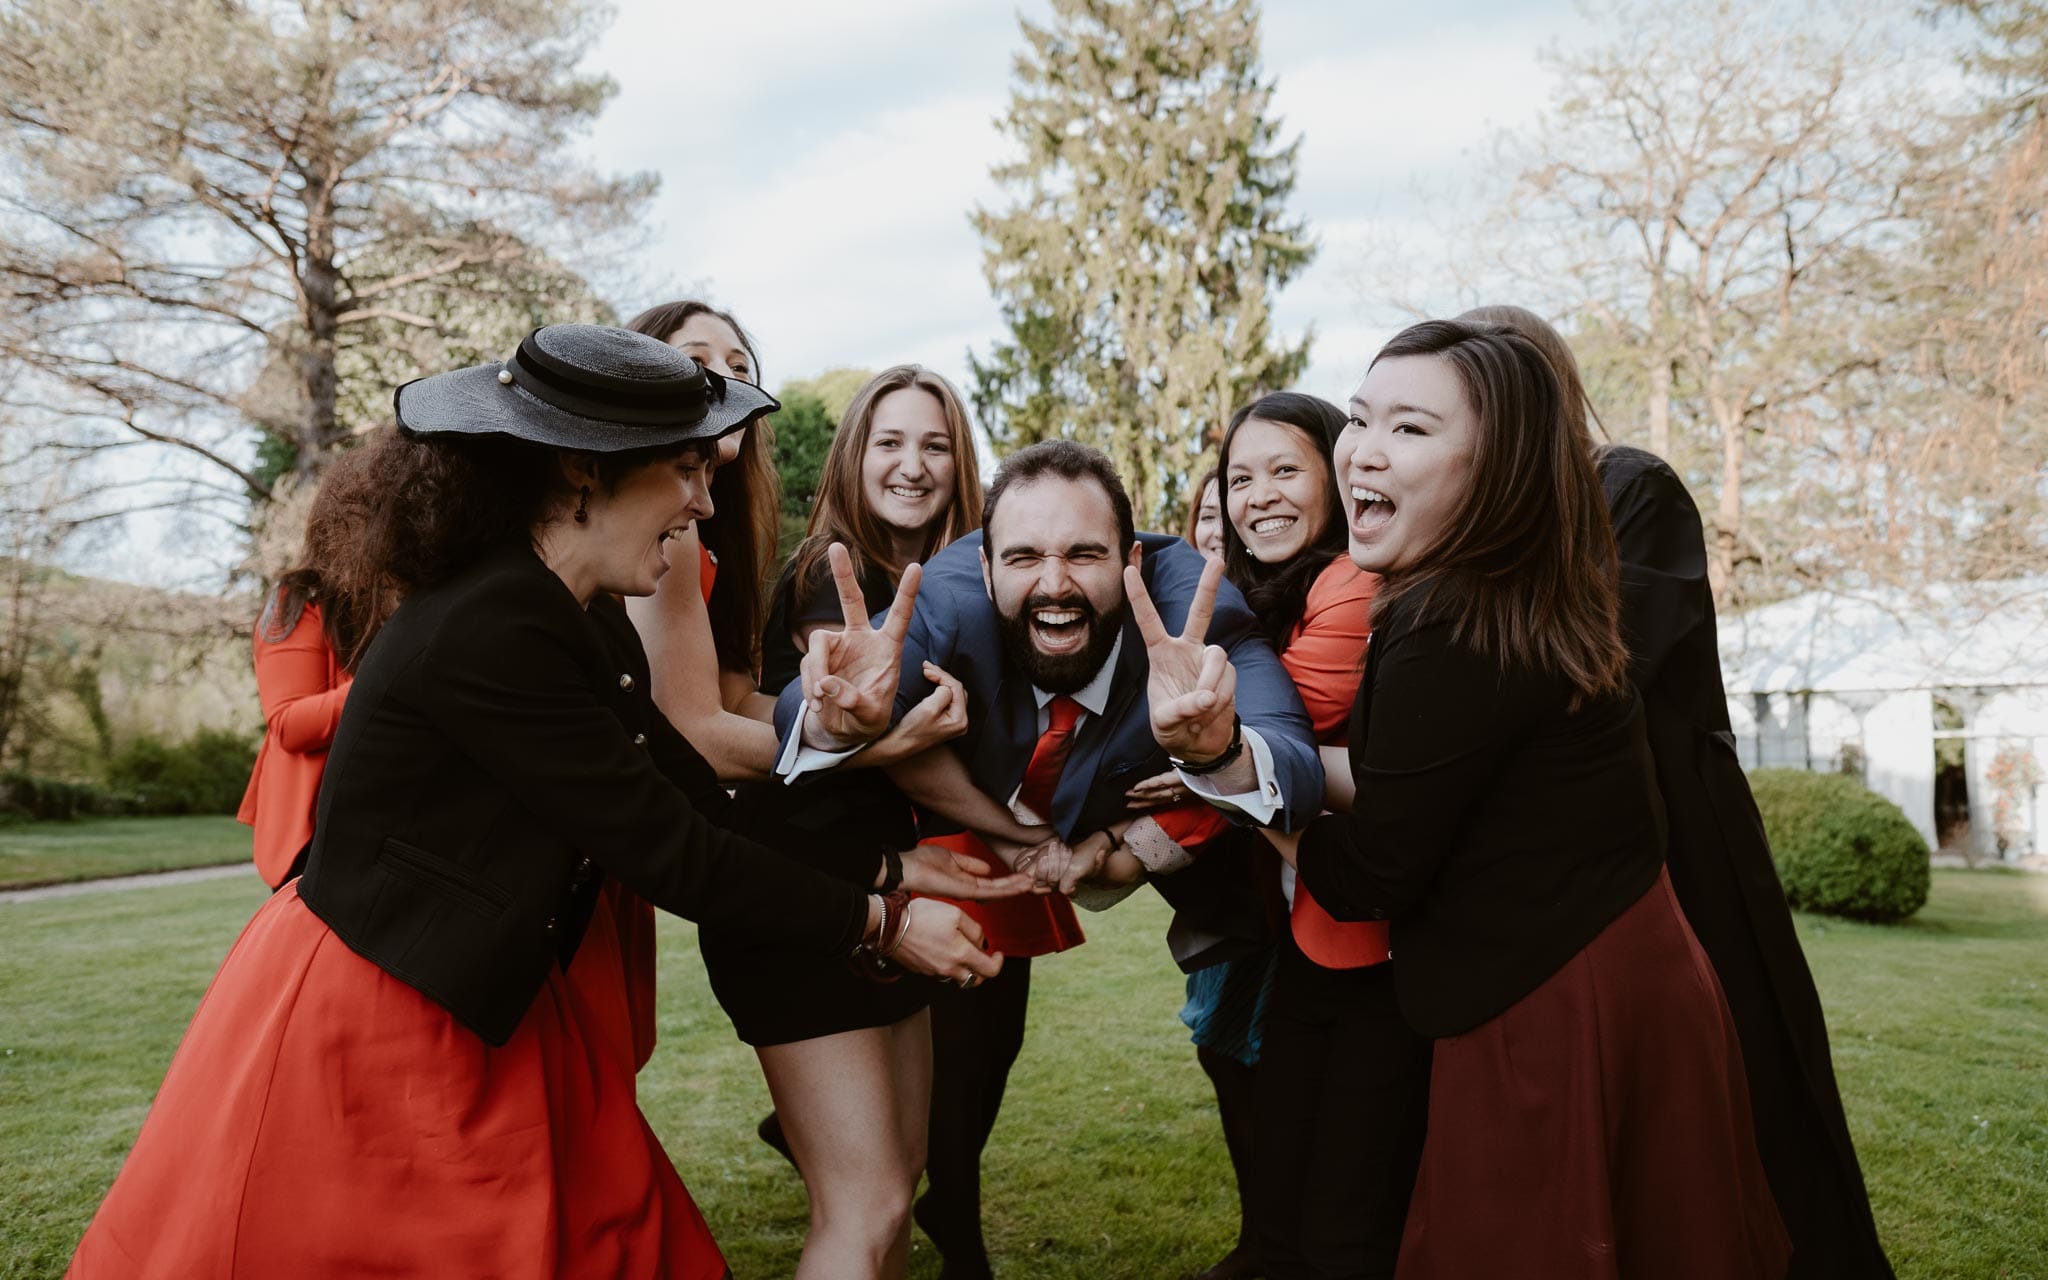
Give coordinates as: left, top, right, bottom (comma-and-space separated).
970, 0, 1314, 528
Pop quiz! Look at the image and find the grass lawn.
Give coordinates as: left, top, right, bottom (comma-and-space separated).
0, 816, 249, 890
2, 869, 2043, 1279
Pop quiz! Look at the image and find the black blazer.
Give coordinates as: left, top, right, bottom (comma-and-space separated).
298, 543, 868, 1046
1295, 600, 1665, 1038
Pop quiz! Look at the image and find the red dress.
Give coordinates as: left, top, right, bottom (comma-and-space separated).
66, 883, 725, 1279
237, 600, 350, 888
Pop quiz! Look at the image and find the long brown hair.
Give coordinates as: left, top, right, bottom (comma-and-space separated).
1217, 391, 1350, 649
1367, 319, 1627, 705
785, 365, 985, 599
259, 445, 398, 673
625, 299, 778, 674
1456, 304, 1606, 445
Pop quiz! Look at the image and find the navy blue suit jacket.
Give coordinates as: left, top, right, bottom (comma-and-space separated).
774, 531, 1320, 843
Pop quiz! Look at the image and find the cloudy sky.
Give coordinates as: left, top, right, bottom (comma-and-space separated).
113, 0, 1614, 586
582, 0, 1597, 411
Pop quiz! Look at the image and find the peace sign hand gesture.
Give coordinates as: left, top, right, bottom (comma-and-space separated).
1123, 555, 1239, 764
799, 542, 922, 749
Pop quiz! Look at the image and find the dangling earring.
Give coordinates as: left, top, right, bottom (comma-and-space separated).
574, 486, 590, 524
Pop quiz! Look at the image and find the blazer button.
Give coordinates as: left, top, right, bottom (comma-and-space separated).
575, 857, 594, 875
618, 673, 635, 691
632, 732, 647, 746
543, 917, 558, 935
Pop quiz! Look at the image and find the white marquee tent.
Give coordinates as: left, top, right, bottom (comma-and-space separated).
1718, 579, 2048, 860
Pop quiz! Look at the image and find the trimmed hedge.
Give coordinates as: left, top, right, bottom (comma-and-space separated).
0, 773, 141, 822
2, 728, 257, 823
1749, 768, 1931, 923
106, 729, 257, 816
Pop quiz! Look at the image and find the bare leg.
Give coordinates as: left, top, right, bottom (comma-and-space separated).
759, 1011, 933, 1280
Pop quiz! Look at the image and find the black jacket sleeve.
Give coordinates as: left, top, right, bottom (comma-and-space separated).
1295, 619, 1547, 921
420, 572, 867, 953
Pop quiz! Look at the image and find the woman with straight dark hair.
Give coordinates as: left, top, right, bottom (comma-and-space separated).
1207, 391, 1432, 1280
238, 446, 397, 888
67, 326, 1004, 1279
1461, 303, 1894, 1280
1267, 319, 1787, 1278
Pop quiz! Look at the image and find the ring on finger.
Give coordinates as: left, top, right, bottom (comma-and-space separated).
957, 973, 983, 991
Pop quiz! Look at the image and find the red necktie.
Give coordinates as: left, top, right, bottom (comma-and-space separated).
929, 693, 1086, 957
1017, 695, 1082, 821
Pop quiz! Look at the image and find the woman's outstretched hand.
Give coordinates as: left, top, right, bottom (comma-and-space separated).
898, 843, 1037, 900
799, 542, 920, 749
891, 899, 1003, 987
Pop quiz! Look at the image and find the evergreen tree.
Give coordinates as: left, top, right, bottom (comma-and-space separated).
970, 0, 1314, 528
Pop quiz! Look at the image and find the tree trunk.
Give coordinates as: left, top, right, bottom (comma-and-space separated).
1711, 387, 1744, 602
297, 157, 342, 479
1648, 355, 1673, 458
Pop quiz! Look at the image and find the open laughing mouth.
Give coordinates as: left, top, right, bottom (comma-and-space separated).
1030, 605, 1089, 654
1249, 514, 1297, 538
1350, 487, 1395, 539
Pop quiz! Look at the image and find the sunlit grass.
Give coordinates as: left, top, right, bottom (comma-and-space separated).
2, 868, 2042, 1278
0, 816, 248, 890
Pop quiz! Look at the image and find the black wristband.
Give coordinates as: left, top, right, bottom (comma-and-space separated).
878, 847, 905, 894
1171, 715, 1243, 776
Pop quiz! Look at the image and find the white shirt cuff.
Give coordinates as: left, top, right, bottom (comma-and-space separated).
775, 703, 862, 784
1176, 725, 1283, 825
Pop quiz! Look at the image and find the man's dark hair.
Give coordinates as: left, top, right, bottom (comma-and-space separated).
983, 440, 1136, 552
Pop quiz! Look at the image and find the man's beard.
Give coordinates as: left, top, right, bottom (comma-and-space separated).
997, 592, 1125, 694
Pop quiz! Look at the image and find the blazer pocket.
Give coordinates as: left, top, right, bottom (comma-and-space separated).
377, 838, 512, 919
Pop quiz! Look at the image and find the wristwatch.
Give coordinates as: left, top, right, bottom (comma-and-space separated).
1170, 715, 1243, 776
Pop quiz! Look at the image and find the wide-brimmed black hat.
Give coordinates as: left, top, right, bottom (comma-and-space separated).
393, 323, 779, 452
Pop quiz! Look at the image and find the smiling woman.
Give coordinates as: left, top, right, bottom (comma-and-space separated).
62, 325, 1004, 1280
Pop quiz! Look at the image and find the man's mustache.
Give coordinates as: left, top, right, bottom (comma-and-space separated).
1020, 593, 1098, 618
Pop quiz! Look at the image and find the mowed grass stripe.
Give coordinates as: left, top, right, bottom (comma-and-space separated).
1, 862, 2042, 1278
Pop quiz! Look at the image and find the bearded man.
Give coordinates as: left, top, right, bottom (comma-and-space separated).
772, 439, 1320, 1279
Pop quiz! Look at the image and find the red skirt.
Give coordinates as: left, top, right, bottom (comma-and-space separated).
67, 882, 724, 1280
1397, 869, 1789, 1280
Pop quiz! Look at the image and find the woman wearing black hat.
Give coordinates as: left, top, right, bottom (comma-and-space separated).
66, 325, 1016, 1280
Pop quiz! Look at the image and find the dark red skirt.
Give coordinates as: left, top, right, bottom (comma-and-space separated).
67, 882, 723, 1279
1397, 869, 1789, 1280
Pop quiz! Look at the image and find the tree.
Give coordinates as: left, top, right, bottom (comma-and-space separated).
970, 0, 1313, 528
1485, 0, 1927, 603
1901, 0, 2048, 581
770, 368, 874, 557
0, 0, 652, 507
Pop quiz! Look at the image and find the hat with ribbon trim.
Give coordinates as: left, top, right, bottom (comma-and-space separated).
394, 323, 778, 452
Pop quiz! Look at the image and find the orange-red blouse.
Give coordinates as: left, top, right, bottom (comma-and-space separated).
238, 601, 350, 887
1278, 559, 1392, 970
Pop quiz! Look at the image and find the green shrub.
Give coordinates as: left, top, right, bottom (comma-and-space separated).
1749, 768, 1931, 922
106, 729, 257, 816
0, 772, 141, 821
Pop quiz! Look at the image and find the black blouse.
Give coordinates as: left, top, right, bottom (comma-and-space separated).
1294, 601, 1665, 1038
724, 559, 918, 887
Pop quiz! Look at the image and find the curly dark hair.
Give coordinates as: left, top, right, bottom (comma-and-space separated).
259, 445, 398, 673
339, 426, 707, 607
1216, 392, 1351, 650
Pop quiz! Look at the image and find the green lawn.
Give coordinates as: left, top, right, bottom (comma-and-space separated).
0, 816, 249, 890
2, 869, 2043, 1279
